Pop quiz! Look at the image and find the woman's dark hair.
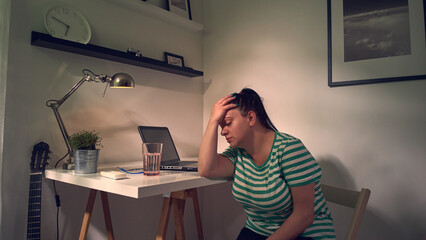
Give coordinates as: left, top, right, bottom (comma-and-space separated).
231, 88, 278, 131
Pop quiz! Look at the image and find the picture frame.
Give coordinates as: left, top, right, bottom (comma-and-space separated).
166, 0, 192, 20
164, 52, 184, 67
327, 0, 426, 87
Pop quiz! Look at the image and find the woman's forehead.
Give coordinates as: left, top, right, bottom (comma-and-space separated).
225, 108, 240, 118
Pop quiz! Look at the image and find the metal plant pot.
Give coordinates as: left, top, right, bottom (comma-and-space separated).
74, 149, 99, 174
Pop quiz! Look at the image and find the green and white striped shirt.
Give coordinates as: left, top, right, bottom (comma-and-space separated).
221, 132, 336, 239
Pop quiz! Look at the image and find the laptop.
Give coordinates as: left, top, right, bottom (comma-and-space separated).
138, 126, 198, 171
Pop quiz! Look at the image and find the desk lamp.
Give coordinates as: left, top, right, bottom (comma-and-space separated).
46, 69, 135, 169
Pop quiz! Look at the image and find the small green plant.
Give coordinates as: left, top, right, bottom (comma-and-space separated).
69, 130, 102, 150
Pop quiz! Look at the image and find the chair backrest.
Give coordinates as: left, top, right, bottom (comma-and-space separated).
321, 184, 371, 240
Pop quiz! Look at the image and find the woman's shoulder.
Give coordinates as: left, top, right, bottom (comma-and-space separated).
273, 132, 306, 153
275, 131, 301, 143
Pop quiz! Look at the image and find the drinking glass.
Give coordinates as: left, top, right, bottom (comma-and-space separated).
142, 143, 163, 176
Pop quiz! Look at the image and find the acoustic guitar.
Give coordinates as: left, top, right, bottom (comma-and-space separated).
27, 142, 50, 240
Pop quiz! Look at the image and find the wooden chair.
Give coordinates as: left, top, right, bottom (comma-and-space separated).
321, 184, 371, 240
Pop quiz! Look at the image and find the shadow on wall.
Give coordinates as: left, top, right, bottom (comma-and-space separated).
317, 155, 356, 189
317, 155, 405, 240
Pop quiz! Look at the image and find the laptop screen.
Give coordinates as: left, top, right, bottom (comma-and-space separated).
138, 126, 180, 164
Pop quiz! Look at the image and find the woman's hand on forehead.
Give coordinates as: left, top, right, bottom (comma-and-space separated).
209, 95, 238, 125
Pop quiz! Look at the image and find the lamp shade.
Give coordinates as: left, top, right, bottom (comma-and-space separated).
109, 73, 135, 88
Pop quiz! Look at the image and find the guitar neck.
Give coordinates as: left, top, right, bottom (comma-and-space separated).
27, 141, 50, 240
27, 172, 42, 240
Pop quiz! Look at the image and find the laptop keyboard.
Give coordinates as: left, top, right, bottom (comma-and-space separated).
167, 161, 196, 166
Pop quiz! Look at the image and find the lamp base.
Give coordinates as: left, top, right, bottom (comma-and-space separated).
62, 162, 75, 170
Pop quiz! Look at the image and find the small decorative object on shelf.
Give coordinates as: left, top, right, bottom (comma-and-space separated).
164, 52, 184, 67
127, 48, 143, 58
167, 0, 192, 20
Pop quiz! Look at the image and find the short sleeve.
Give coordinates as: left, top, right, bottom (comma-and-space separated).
280, 139, 321, 187
220, 146, 238, 165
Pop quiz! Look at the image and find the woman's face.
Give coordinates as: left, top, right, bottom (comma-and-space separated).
219, 108, 251, 148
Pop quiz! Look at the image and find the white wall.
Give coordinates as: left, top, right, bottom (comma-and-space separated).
202, 0, 426, 239
0, 0, 11, 232
1, 0, 205, 239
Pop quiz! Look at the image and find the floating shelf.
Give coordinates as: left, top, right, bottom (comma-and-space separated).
31, 31, 203, 78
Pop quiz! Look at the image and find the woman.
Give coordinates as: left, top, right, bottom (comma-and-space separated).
198, 88, 336, 240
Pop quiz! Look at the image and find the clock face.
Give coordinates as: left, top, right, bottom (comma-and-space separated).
44, 5, 91, 44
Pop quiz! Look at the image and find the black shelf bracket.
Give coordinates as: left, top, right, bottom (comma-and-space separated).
31, 31, 203, 78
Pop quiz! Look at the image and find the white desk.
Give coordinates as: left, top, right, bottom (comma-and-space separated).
44, 162, 229, 240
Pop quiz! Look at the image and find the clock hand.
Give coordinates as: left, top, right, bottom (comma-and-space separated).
51, 16, 70, 28
64, 25, 69, 36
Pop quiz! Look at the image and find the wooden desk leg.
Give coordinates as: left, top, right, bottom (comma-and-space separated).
157, 188, 204, 240
79, 190, 115, 240
173, 198, 186, 240
79, 189, 97, 240
190, 189, 204, 240
156, 196, 173, 240
100, 191, 115, 240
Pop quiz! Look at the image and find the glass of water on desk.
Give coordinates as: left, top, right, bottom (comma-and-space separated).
142, 143, 163, 176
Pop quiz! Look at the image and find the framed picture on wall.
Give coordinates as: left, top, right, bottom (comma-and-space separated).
167, 0, 192, 20
164, 52, 184, 67
327, 0, 426, 87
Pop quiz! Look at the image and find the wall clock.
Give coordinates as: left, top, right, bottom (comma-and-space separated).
44, 5, 91, 44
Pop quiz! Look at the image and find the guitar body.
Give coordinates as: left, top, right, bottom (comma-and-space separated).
27, 142, 50, 240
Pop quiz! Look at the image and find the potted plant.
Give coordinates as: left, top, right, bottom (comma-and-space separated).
69, 130, 102, 174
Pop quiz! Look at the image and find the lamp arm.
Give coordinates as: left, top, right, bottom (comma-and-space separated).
46, 74, 92, 164
55, 74, 91, 107
51, 105, 73, 158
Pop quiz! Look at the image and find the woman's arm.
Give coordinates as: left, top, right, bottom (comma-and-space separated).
267, 183, 315, 240
198, 95, 236, 178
